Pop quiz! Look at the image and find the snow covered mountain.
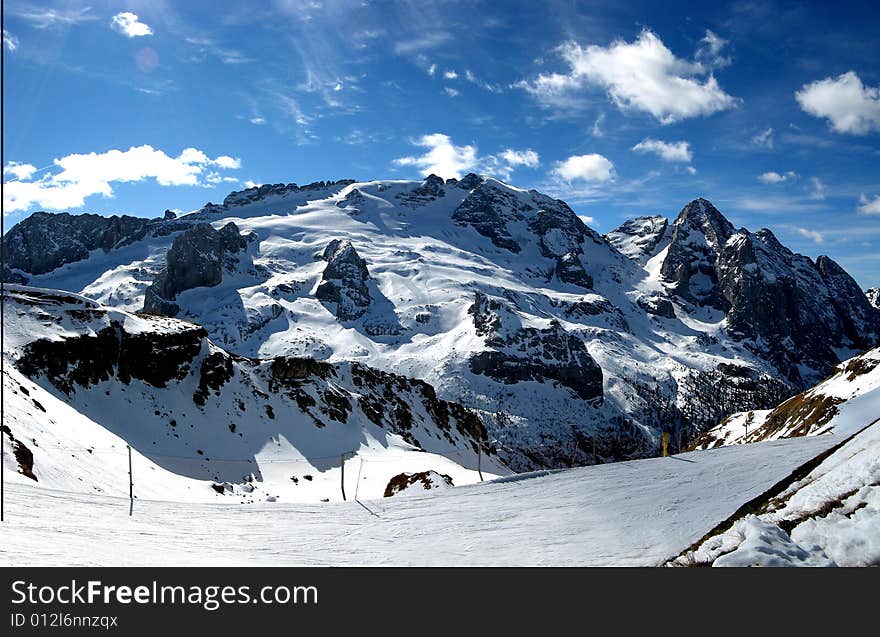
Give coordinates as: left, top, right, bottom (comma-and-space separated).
1, 285, 502, 502
3, 176, 878, 472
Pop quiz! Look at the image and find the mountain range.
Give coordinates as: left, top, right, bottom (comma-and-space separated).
2, 174, 878, 499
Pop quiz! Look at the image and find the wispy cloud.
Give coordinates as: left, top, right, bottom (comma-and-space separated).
393, 31, 452, 55
858, 193, 880, 215
3, 29, 19, 52
793, 227, 824, 243
751, 127, 774, 149
809, 176, 827, 200
185, 37, 254, 65
9, 4, 97, 28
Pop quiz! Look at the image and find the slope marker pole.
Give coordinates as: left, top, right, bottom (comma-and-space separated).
340, 452, 347, 501
127, 445, 133, 516
477, 447, 483, 482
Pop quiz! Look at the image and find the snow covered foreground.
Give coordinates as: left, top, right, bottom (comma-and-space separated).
0, 435, 839, 566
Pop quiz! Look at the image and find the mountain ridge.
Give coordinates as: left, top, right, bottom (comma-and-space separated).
3, 174, 878, 471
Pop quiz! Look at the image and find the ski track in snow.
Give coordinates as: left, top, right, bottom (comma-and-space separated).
0, 435, 834, 566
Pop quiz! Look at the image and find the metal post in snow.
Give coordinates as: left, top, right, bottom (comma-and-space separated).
340, 452, 347, 501
477, 447, 483, 482
127, 445, 133, 516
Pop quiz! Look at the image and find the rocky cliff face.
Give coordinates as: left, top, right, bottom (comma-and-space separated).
468, 292, 604, 401
143, 222, 249, 316
1, 212, 153, 279
315, 239, 373, 320
660, 198, 735, 309
661, 199, 880, 383
605, 215, 671, 263
451, 177, 599, 288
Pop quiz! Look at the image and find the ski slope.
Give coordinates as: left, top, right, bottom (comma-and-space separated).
0, 434, 838, 566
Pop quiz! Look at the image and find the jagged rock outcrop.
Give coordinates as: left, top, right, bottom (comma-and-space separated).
451, 180, 599, 288
468, 292, 603, 400
1, 212, 152, 277
716, 229, 879, 381
660, 198, 735, 309
869, 288, 880, 309
660, 199, 880, 383
397, 174, 446, 207
817, 256, 880, 350
315, 239, 372, 320
221, 179, 356, 208
637, 293, 676, 318
143, 222, 249, 316
605, 215, 671, 263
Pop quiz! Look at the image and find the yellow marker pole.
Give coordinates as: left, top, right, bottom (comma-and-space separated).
662, 432, 668, 457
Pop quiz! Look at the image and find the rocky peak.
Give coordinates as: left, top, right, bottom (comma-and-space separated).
454, 173, 485, 190
604, 215, 671, 263
397, 174, 447, 207
674, 198, 735, 251
2, 211, 153, 278
143, 222, 249, 316
660, 199, 735, 309
315, 239, 372, 320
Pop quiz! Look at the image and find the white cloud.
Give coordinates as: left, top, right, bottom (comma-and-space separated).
245, 180, 262, 189
3, 145, 241, 213
686, 166, 697, 175
443, 87, 460, 98
521, 30, 737, 123
249, 116, 266, 125
427, 64, 437, 77
552, 154, 615, 182
499, 149, 540, 169
394, 134, 478, 179
631, 138, 693, 162
3, 161, 38, 181
393, 134, 539, 180
809, 176, 827, 200
758, 171, 797, 184
858, 194, 880, 215
443, 70, 458, 80
213, 155, 242, 170
794, 227, 824, 244
110, 12, 153, 38
751, 127, 774, 149
3, 29, 18, 52
796, 71, 880, 135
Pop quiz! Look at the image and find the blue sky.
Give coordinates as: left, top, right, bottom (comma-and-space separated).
3, 0, 879, 286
